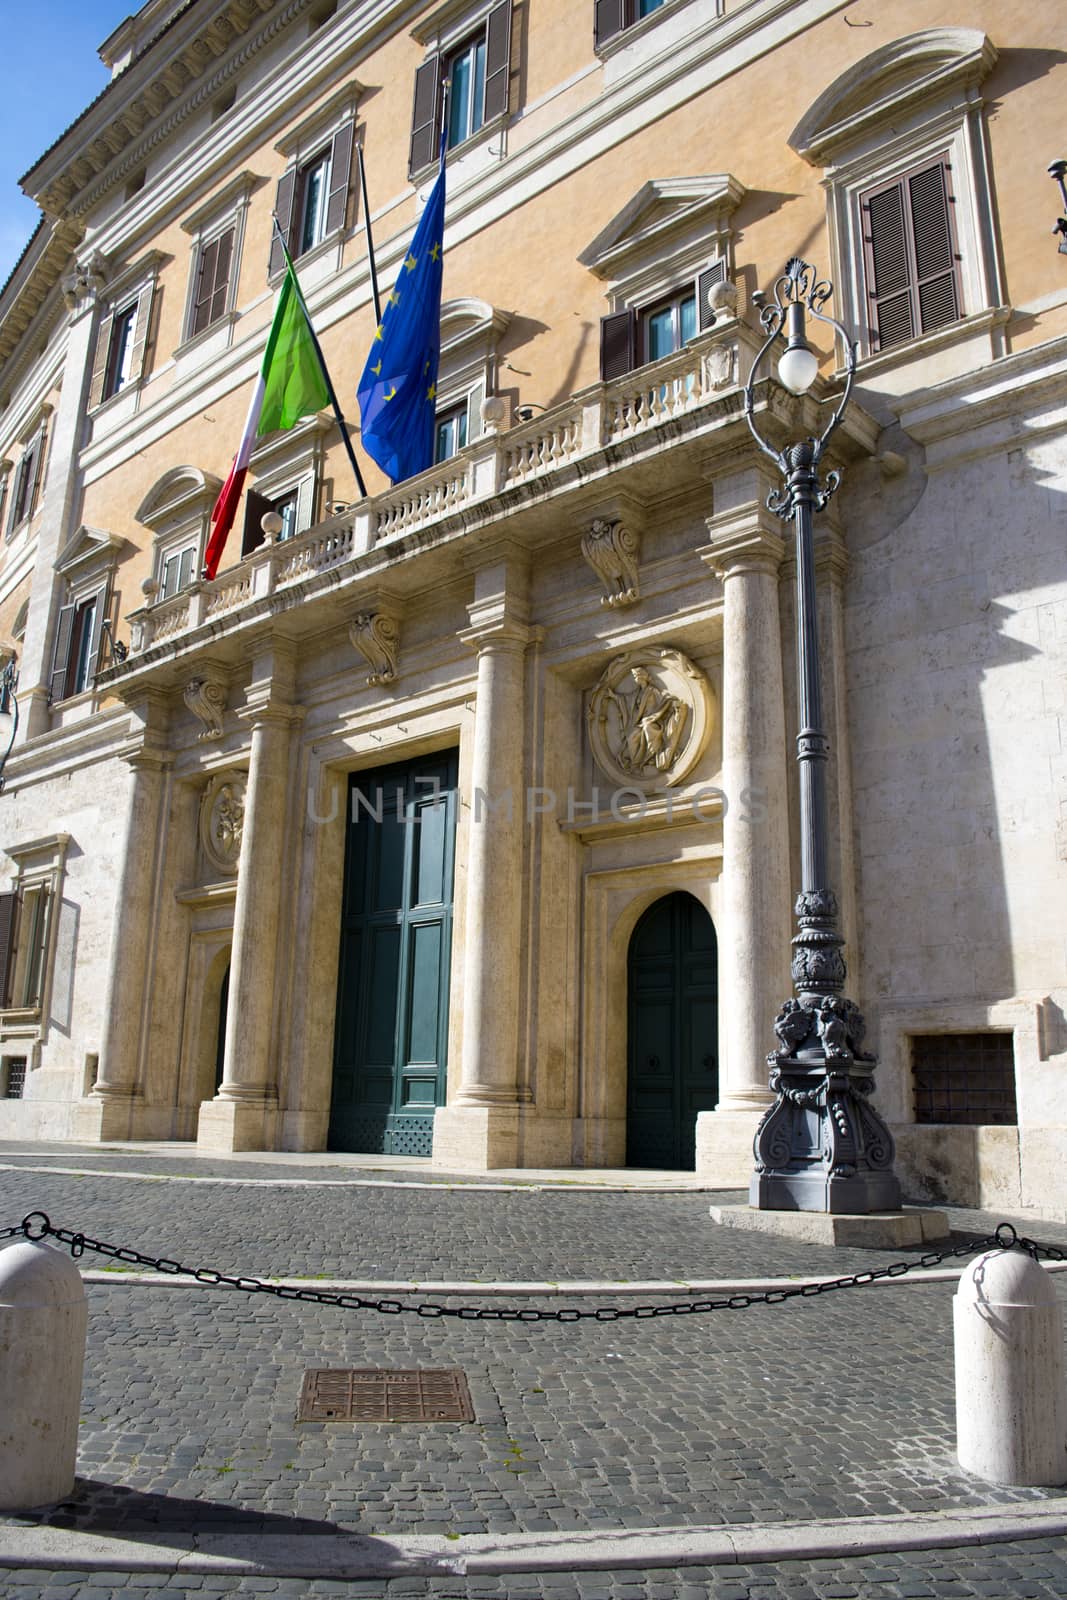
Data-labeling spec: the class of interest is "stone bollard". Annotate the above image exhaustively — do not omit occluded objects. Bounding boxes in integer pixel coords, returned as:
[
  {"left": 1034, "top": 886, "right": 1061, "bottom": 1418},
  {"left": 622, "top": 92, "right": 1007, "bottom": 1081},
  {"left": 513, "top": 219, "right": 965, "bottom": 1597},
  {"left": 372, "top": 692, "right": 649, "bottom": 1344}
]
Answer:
[
  {"left": 0, "top": 1239, "right": 87, "bottom": 1510},
  {"left": 954, "top": 1247, "right": 1067, "bottom": 1486}
]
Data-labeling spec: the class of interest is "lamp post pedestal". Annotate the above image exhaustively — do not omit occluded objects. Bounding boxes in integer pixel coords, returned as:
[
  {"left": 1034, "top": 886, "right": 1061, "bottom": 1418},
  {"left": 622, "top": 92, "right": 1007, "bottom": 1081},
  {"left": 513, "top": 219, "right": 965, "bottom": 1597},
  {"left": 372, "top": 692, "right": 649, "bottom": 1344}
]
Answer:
[{"left": 743, "top": 260, "right": 901, "bottom": 1216}]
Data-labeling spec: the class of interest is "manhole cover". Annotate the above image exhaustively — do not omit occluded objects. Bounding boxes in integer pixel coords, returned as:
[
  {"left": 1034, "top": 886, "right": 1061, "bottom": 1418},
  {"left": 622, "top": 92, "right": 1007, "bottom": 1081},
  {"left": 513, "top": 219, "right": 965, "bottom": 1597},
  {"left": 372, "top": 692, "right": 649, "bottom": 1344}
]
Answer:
[{"left": 296, "top": 1368, "right": 475, "bottom": 1423}]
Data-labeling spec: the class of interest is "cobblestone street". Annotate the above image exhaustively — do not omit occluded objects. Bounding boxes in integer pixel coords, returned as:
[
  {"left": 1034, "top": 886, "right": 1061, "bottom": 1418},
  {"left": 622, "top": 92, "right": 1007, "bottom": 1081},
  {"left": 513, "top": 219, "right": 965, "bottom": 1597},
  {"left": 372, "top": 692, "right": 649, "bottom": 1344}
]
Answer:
[{"left": 2, "top": 1146, "right": 1067, "bottom": 1598}]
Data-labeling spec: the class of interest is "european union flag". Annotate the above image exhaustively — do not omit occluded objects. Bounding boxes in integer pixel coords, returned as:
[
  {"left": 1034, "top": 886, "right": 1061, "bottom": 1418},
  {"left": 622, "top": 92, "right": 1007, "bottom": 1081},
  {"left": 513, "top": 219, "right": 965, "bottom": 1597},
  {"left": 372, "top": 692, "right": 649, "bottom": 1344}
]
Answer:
[{"left": 357, "top": 155, "right": 446, "bottom": 484}]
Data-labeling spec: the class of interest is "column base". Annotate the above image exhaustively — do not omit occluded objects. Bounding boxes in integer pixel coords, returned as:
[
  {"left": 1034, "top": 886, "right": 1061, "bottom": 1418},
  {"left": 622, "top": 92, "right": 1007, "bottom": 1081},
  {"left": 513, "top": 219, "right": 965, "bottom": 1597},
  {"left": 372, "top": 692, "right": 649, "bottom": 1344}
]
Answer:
[
  {"left": 694, "top": 1108, "right": 765, "bottom": 1187},
  {"left": 196, "top": 1096, "right": 279, "bottom": 1153},
  {"left": 70, "top": 1094, "right": 141, "bottom": 1143},
  {"left": 432, "top": 1104, "right": 520, "bottom": 1171}
]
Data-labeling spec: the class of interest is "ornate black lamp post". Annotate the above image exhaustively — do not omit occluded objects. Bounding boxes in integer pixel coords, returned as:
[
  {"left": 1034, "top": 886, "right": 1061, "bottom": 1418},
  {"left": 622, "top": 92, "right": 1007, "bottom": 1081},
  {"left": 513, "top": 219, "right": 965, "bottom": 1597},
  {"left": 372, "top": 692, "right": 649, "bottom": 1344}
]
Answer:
[{"left": 742, "top": 258, "right": 901, "bottom": 1214}]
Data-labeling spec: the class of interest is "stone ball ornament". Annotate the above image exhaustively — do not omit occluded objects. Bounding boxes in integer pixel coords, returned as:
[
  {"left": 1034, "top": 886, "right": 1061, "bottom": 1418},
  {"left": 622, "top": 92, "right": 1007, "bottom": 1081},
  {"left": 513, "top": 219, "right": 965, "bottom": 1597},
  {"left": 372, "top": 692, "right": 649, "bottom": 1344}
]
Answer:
[{"left": 587, "top": 645, "right": 714, "bottom": 793}]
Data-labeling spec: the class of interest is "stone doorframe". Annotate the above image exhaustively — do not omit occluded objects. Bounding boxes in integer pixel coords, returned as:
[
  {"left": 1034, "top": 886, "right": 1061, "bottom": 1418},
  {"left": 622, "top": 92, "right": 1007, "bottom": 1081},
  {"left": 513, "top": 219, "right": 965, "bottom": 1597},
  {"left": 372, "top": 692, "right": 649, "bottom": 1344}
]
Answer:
[
  {"left": 576, "top": 857, "right": 722, "bottom": 1167},
  {"left": 176, "top": 926, "right": 233, "bottom": 1141}
]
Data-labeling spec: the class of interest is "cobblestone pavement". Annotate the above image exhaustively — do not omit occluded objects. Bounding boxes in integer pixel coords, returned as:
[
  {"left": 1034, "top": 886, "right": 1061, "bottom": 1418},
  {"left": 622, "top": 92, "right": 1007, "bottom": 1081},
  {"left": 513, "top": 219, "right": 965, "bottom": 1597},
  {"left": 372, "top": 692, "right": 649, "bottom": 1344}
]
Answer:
[{"left": 2, "top": 1149, "right": 1067, "bottom": 1598}]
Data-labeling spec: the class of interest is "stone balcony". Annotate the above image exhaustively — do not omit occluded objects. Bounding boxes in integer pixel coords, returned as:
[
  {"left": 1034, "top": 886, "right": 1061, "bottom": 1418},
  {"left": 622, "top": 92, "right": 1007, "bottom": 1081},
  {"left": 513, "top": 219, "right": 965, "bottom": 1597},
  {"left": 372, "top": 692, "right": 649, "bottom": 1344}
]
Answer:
[{"left": 110, "top": 317, "right": 878, "bottom": 685}]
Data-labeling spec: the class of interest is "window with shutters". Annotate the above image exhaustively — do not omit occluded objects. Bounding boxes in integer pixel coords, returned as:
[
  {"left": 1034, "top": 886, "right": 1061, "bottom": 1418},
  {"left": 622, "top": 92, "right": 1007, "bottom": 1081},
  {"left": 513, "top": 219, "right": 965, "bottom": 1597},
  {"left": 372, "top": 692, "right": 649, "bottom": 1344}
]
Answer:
[
  {"left": 270, "top": 91, "right": 357, "bottom": 278},
  {"left": 595, "top": 0, "right": 674, "bottom": 49},
  {"left": 239, "top": 413, "right": 332, "bottom": 558},
  {"left": 179, "top": 172, "right": 259, "bottom": 361},
  {"left": 789, "top": 30, "right": 1002, "bottom": 371},
  {"left": 88, "top": 254, "right": 163, "bottom": 415},
  {"left": 48, "top": 525, "right": 124, "bottom": 707},
  {"left": 431, "top": 297, "right": 509, "bottom": 461},
  {"left": 860, "top": 158, "right": 961, "bottom": 354},
  {"left": 0, "top": 833, "right": 69, "bottom": 1027},
  {"left": 159, "top": 543, "right": 197, "bottom": 601},
  {"left": 408, "top": 0, "right": 512, "bottom": 177},
  {"left": 5, "top": 420, "right": 48, "bottom": 538},
  {"left": 188, "top": 227, "right": 235, "bottom": 339},
  {"left": 600, "top": 262, "right": 723, "bottom": 382}
]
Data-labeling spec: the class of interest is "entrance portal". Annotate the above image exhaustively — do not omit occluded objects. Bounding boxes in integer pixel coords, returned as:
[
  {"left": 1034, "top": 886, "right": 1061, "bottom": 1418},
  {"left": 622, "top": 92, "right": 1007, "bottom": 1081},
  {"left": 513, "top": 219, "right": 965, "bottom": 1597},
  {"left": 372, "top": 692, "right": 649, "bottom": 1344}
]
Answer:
[
  {"left": 329, "top": 752, "right": 457, "bottom": 1156},
  {"left": 626, "top": 891, "right": 719, "bottom": 1169}
]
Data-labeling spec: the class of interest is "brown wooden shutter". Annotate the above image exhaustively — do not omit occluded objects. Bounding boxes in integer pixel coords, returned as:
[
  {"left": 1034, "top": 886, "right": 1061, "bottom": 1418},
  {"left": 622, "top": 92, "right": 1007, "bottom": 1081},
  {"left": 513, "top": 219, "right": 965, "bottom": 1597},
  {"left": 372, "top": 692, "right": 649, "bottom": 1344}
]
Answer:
[
  {"left": 88, "top": 309, "right": 114, "bottom": 410},
  {"left": 7, "top": 458, "right": 27, "bottom": 535},
  {"left": 862, "top": 177, "right": 913, "bottom": 352},
  {"left": 241, "top": 488, "right": 271, "bottom": 556},
  {"left": 326, "top": 121, "right": 354, "bottom": 236},
  {"left": 270, "top": 167, "right": 297, "bottom": 277},
  {"left": 128, "top": 282, "right": 155, "bottom": 385},
  {"left": 483, "top": 0, "right": 513, "bottom": 124},
  {"left": 595, "top": 0, "right": 627, "bottom": 47},
  {"left": 909, "top": 159, "right": 959, "bottom": 334},
  {"left": 0, "top": 891, "right": 18, "bottom": 1008},
  {"left": 87, "top": 582, "right": 110, "bottom": 687},
  {"left": 696, "top": 260, "right": 726, "bottom": 332},
  {"left": 49, "top": 602, "right": 75, "bottom": 703},
  {"left": 209, "top": 228, "right": 234, "bottom": 325},
  {"left": 409, "top": 55, "right": 441, "bottom": 176},
  {"left": 23, "top": 431, "right": 44, "bottom": 522},
  {"left": 191, "top": 237, "right": 219, "bottom": 337},
  {"left": 600, "top": 309, "right": 636, "bottom": 381}
]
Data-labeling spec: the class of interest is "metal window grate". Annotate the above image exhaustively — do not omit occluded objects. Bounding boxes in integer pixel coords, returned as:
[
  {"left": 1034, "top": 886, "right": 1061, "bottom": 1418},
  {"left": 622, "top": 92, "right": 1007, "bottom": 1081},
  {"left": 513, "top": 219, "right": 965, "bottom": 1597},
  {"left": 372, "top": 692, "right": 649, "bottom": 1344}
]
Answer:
[
  {"left": 297, "top": 1368, "right": 474, "bottom": 1423},
  {"left": 4, "top": 1057, "right": 26, "bottom": 1099},
  {"left": 911, "top": 1032, "right": 1017, "bottom": 1126}
]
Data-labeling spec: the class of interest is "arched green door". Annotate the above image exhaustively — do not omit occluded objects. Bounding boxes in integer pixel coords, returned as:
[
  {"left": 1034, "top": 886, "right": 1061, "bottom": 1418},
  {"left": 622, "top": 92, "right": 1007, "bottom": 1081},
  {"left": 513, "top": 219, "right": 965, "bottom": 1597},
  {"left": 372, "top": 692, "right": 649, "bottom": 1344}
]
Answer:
[
  {"left": 329, "top": 752, "right": 457, "bottom": 1157},
  {"left": 626, "top": 892, "right": 719, "bottom": 1170}
]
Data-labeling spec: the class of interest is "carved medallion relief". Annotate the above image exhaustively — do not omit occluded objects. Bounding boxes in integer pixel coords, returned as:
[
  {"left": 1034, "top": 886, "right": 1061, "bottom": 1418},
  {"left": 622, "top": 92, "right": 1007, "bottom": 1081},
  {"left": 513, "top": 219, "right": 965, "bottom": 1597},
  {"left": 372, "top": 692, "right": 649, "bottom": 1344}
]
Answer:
[
  {"left": 199, "top": 773, "right": 247, "bottom": 877},
  {"left": 587, "top": 646, "right": 714, "bottom": 793}
]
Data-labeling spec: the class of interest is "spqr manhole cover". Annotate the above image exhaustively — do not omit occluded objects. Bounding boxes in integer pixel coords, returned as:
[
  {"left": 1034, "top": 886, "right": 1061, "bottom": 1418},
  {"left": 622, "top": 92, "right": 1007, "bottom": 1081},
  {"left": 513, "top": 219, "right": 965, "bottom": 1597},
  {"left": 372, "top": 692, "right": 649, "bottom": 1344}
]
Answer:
[{"left": 297, "top": 1368, "right": 475, "bottom": 1423}]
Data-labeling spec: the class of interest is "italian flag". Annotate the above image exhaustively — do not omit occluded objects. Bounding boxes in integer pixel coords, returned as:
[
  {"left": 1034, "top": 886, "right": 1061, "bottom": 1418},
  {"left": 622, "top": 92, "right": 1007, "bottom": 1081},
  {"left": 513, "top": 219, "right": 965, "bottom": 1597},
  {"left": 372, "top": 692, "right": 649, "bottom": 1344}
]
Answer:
[{"left": 202, "top": 255, "right": 330, "bottom": 580}]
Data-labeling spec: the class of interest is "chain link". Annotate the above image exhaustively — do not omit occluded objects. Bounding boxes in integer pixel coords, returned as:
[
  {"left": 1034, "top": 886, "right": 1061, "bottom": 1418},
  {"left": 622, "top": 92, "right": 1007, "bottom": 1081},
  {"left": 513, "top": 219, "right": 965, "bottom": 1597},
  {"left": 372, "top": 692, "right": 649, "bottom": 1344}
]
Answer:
[{"left": 6, "top": 1212, "right": 1065, "bottom": 1323}]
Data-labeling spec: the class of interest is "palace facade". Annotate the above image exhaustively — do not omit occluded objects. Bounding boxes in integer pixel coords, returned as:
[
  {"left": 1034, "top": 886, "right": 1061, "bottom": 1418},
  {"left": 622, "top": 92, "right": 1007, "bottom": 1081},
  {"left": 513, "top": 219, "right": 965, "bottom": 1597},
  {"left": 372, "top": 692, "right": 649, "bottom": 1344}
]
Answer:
[{"left": 0, "top": 0, "right": 1064, "bottom": 1208}]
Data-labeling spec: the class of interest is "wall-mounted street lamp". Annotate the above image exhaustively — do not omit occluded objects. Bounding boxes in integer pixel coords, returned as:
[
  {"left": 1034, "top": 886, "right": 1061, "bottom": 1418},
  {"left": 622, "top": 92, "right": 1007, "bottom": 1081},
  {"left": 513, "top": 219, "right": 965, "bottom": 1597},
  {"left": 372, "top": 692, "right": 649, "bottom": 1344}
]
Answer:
[
  {"left": 1049, "top": 161, "right": 1067, "bottom": 254},
  {"left": 742, "top": 257, "right": 901, "bottom": 1215}
]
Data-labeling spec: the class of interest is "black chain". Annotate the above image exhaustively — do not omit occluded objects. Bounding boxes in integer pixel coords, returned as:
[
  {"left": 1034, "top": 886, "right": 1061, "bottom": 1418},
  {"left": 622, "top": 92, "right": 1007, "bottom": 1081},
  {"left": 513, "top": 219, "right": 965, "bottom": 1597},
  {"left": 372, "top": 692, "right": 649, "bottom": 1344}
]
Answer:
[{"left": 6, "top": 1212, "right": 1065, "bottom": 1323}]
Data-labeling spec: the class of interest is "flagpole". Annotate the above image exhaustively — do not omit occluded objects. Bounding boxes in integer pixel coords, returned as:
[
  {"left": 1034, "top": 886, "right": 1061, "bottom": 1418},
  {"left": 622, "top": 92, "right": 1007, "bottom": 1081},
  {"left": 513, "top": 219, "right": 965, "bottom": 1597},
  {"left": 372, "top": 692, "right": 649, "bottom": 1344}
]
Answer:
[
  {"left": 357, "top": 142, "right": 382, "bottom": 328},
  {"left": 271, "top": 216, "right": 368, "bottom": 501}
]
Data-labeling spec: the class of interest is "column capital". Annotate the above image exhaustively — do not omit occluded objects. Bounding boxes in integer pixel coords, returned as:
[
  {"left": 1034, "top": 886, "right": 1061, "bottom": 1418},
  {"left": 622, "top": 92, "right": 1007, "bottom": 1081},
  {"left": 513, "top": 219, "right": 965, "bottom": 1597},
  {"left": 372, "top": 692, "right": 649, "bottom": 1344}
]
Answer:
[
  {"left": 698, "top": 526, "right": 787, "bottom": 582},
  {"left": 813, "top": 526, "right": 849, "bottom": 582},
  {"left": 458, "top": 614, "right": 539, "bottom": 655},
  {"left": 236, "top": 696, "right": 305, "bottom": 730}
]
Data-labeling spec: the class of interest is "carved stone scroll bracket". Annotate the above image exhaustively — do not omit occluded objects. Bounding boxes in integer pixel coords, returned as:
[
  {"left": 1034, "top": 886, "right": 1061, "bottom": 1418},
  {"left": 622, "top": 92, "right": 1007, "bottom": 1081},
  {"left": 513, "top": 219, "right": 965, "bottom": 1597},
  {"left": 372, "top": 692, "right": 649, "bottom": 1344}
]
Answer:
[
  {"left": 184, "top": 677, "right": 227, "bottom": 741},
  {"left": 350, "top": 609, "right": 401, "bottom": 688},
  {"left": 581, "top": 517, "right": 642, "bottom": 608},
  {"left": 61, "top": 250, "right": 110, "bottom": 311},
  {"left": 199, "top": 771, "right": 247, "bottom": 878}
]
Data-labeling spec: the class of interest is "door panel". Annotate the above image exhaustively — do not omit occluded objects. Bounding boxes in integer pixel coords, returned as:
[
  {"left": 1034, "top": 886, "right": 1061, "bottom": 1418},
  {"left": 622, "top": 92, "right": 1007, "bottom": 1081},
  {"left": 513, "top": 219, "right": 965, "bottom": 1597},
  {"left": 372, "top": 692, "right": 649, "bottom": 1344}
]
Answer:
[
  {"left": 329, "top": 753, "right": 457, "bottom": 1156},
  {"left": 626, "top": 892, "right": 718, "bottom": 1170}
]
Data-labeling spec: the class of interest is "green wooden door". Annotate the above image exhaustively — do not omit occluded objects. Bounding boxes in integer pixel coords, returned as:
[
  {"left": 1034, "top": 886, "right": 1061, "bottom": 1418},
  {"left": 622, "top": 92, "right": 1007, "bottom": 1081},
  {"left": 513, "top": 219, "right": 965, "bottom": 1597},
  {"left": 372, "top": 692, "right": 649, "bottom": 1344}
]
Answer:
[
  {"left": 329, "top": 752, "right": 457, "bottom": 1156},
  {"left": 626, "top": 892, "right": 719, "bottom": 1169}
]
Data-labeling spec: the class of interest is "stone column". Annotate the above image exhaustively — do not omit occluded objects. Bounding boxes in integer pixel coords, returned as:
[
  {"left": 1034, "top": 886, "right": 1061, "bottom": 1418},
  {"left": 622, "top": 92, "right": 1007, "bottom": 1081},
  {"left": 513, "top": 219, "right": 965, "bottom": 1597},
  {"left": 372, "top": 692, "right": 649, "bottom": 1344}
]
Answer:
[
  {"left": 197, "top": 648, "right": 301, "bottom": 1152},
  {"left": 73, "top": 693, "right": 171, "bottom": 1142},
  {"left": 432, "top": 555, "right": 531, "bottom": 1171},
  {"left": 694, "top": 469, "right": 793, "bottom": 1181}
]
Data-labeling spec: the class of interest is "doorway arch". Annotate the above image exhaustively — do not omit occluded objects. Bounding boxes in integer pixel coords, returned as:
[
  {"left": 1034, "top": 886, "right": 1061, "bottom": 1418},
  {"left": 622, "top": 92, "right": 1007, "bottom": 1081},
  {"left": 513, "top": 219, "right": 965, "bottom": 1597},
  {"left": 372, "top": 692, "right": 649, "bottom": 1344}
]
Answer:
[{"left": 626, "top": 891, "right": 719, "bottom": 1169}]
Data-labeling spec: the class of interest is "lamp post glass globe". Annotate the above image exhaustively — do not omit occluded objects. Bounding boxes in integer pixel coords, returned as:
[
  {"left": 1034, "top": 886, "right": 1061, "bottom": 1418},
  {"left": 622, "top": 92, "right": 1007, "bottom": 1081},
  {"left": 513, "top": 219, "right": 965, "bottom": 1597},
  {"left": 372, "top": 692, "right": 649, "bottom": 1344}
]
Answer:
[{"left": 777, "top": 342, "right": 819, "bottom": 395}]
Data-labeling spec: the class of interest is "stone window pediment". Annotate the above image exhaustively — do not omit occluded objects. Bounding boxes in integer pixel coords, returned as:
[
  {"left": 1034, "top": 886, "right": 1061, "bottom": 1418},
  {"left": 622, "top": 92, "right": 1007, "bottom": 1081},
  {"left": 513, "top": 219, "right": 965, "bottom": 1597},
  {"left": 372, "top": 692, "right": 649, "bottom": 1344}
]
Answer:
[
  {"left": 790, "top": 28, "right": 997, "bottom": 170},
  {"left": 579, "top": 175, "right": 744, "bottom": 295}
]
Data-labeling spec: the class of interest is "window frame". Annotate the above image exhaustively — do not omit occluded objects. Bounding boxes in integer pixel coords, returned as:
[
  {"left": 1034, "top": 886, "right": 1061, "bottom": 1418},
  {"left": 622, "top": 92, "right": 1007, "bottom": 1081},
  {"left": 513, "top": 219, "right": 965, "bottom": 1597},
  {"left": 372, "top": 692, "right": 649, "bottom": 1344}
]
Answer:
[
  {"left": 789, "top": 28, "right": 1002, "bottom": 371},
  {"left": 5, "top": 410, "right": 51, "bottom": 540},
  {"left": 434, "top": 401, "right": 470, "bottom": 464},
  {"left": 594, "top": 0, "right": 694, "bottom": 53},
  {"left": 239, "top": 413, "right": 333, "bottom": 558},
  {"left": 600, "top": 261, "right": 723, "bottom": 382},
  {"left": 179, "top": 171, "right": 260, "bottom": 356},
  {"left": 0, "top": 831, "right": 69, "bottom": 1032},
  {"left": 270, "top": 88, "right": 358, "bottom": 279},
  {"left": 87, "top": 254, "right": 163, "bottom": 415},
  {"left": 48, "top": 525, "right": 124, "bottom": 708},
  {"left": 408, "top": 0, "right": 512, "bottom": 177}
]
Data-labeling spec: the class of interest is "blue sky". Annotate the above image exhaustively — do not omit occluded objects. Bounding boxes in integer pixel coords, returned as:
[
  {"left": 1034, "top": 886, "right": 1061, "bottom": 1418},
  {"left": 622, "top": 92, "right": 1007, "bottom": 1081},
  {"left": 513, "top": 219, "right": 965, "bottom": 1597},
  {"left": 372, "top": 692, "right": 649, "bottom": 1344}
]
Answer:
[{"left": 0, "top": 3, "right": 134, "bottom": 285}]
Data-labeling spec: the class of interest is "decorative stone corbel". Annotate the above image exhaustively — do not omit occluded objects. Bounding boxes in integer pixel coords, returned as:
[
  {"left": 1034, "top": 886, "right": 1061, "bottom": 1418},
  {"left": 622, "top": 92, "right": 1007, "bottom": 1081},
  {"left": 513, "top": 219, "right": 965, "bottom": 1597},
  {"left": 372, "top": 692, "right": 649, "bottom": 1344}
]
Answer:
[
  {"left": 581, "top": 517, "right": 641, "bottom": 608},
  {"left": 184, "top": 677, "right": 227, "bottom": 741},
  {"left": 61, "top": 250, "right": 110, "bottom": 310},
  {"left": 350, "top": 608, "right": 401, "bottom": 687}
]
